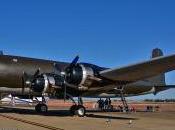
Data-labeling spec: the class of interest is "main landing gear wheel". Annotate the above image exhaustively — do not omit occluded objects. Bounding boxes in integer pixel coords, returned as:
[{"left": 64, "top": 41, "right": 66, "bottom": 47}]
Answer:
[
  {"left": 76, "top": 105, "right": 86, "bottom": 117},
  {"left": 35, "top": 104, "right": 48, "bottom": 113},
  {"left": 70, "top": 105, "right": 77, "bottom": 115},
  {"left": 70, "top": 105, "right": 86, "bottom": 117}
]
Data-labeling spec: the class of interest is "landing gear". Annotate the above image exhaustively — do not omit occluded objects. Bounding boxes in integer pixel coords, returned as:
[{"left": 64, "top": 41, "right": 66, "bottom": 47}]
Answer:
[
  {"left": 70, "top": 105, "right": 86, "bottom": 117},
  {"left": 10, "top": 95, "right": 16, "bottom": 107},
  {"left": 68, "top": 95, "right": 86, "bottom": 117},
  {"left": 35, "top": 96, "right": 48, "bottom": 113},
  {"left": 35, "top": 103, "right": 48, "bottom": 113},
  {"left": 75, "top": 105, "right": 86, "bottom": 117},
  {"left": 70, "top": 105, "right": 77, "bottom": 115}
]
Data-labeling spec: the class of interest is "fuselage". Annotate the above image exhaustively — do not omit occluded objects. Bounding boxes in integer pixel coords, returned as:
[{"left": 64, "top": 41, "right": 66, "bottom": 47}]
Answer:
[
  {"left": 0, "top": 55, "right": 67, "bottom": 88},
  {"left": 0, "top": 55, "right": 165, "bottom": 97}
]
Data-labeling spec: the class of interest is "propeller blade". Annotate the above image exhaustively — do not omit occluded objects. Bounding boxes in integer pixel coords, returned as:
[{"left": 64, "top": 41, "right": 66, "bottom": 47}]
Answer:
[
  {"left": 61, "top": 56, "right": 80, "bottom": 102},
  {"left": 69, "top": 55, "right": 79, "bottom": 68},
  {"left": 33, "top": 68, "right": 40, "bottom": 78},
  {"left": 22, "top": 72, "right": 32, "bottom": 86},
  {"left": 54, "top": 63, "right": 61, "bottom": 72}
]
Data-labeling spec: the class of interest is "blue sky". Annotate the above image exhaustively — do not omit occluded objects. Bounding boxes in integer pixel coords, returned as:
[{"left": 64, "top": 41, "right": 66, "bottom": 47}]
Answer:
[{"left": 0, "top": 0, "right": 175, "bottom": 99}]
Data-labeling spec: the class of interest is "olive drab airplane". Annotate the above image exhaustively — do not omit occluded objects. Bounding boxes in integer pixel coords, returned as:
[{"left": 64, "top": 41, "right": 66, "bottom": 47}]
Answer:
[{"left": 0, "top": 48, "right": 175, "bottom": 117}]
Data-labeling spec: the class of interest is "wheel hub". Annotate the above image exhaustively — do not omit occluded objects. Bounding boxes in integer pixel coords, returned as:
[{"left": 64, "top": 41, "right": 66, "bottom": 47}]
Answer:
[
  {"left": 77, "top": 107, "right": 85, "bottom": 116},
  {"left": 41, "top": 105, "right": 47, "bottom": 112}
]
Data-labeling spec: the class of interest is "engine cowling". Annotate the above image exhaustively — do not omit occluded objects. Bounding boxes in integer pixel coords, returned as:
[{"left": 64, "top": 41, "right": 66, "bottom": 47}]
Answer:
[
  {"left": 31, "top": 74, "right": 64, "bottom": 93},
  {"left": 65, "top": 64, "right": 95, "bottom": 89}
]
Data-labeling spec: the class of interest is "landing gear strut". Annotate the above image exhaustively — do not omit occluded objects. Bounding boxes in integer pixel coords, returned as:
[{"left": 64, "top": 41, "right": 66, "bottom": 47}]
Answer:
[
  {"left": 68, "top": 95, "right": 86, "bottom": 117},
  {"left": 35, "top": 96, "right": 48, "bottom": 113}
]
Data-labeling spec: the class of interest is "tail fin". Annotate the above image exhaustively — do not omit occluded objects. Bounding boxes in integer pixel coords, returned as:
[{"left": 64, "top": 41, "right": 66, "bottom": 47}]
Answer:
[
  {"left": 0, "top": 51, "right": 3, "bottom": 55},
  {"left": 151, "top": 48, "right": 163, "bottom": 58},
  {"left": 147, "top": 48, "right": 166, "bottom": 85}
]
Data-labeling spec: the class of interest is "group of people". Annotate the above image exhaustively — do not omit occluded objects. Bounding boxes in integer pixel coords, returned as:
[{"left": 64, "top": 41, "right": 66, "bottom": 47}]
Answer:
[
  {"left": 97, "top": 98, "right": 112, "bottom": 111},
  {"left": 96, "top": 98, "right": 137, "bottom": 112}
]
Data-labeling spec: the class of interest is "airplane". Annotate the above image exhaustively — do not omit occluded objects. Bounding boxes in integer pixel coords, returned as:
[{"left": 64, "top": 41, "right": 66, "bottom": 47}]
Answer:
[{"left": 0, "top": 48, "right": 175, "bottom": 117}]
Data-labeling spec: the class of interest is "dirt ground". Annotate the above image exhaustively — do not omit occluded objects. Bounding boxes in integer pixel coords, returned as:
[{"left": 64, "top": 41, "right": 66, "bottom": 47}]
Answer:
[
  {"left": 0, "top": 106, "right": 175, "bottom": 130},
  {"left": 47, "top": 100, "right": 175, "bottom": 112}
]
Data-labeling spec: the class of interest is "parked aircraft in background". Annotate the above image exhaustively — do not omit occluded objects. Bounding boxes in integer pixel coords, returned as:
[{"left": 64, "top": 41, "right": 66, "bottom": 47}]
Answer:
[{"left": 0, "top": 48, "right": 174, "bottom": 117}]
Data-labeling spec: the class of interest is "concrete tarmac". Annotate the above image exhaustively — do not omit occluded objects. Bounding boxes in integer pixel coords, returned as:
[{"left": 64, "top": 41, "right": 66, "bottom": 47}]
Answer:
[{"left": 0, "top": 107, "right": 175, "bottom": 130}]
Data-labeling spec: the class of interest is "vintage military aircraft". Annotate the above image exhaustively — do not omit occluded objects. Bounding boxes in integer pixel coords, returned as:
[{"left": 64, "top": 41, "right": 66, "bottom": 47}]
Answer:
[{"left": 0, "top": 48, "right": 174, "bottom": 117}]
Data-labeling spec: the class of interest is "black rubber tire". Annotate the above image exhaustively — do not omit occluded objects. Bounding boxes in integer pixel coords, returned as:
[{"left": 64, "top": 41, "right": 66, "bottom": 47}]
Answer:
[
  {"left": 75, "top": 105, "right": 86, "bottom": 117},
  {"left": 35, "top": 104, "right": 41, "bottom": 113},
  {"left": 40, "top": 104, "right": 48, "bottom": 113},
  {"left": 35, "top": 104, "right": 48, "bottom": 113},
  {"left": 70, "top": 105, "right": 77, "bottom": 115}
]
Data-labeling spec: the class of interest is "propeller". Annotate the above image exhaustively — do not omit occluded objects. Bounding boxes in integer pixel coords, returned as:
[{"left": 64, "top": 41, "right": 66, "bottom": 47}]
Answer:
[
  {"left": 33, "top": 68, "right": 40, "bottom": 79},
  {"left": 22, "top": 68, "right": 41, "bottom": 87},
  {"left": 69, "top": 55, "right": 79, "bottom": 68},
  {"left": 53, "top": 56, "right": 80, "bottom": 101},
  {"left": 59, "top": 56, "right": 79, "bottom": 101}
]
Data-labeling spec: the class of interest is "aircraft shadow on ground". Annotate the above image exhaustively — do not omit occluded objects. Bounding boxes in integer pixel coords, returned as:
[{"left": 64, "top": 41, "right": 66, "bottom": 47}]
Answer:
[{"left": 0, "top": 106, "right": 138, "bottom": 120}]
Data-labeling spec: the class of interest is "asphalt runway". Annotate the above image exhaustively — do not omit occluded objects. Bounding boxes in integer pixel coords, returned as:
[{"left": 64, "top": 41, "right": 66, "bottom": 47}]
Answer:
[{"left": 0, "top": 107, "right": 175, "bottom": 130}]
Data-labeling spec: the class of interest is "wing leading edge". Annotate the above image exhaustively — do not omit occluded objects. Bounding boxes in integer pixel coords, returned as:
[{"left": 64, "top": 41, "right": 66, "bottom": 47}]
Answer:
[{"left": 100, "top": 54, "right": 175, "bottom": 82}]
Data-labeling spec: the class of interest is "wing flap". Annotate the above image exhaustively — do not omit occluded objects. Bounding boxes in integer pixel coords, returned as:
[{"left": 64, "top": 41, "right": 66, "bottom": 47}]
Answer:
[{"left": 100, "top": 54, "right": 175, "bottom": 81}]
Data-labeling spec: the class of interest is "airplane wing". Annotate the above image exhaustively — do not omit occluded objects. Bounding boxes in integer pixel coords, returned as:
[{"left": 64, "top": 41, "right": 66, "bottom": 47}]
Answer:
[
  {"left": 155, "top": 85, "right": 175, "bottom": 89},
  {"left": 100, "top": 54, "right": 175, "bottom": 82},
  {"left": 154, "top": 85, "right": 175, "bottom": 94}
]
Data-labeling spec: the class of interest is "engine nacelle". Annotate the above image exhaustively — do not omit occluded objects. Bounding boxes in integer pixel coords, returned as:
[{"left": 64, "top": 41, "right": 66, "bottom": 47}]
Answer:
[
  {"left": 31, "top": 74, "right": 64, "bottom": 93},
  {"left": 65, "top": 64, "right": 95, "bottom": 90}
]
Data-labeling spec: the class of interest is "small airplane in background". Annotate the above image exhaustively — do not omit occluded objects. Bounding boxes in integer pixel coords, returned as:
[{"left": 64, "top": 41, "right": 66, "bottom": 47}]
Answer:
[{"left": 0, "top": 48, "right": 174, "bottom": 117}]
